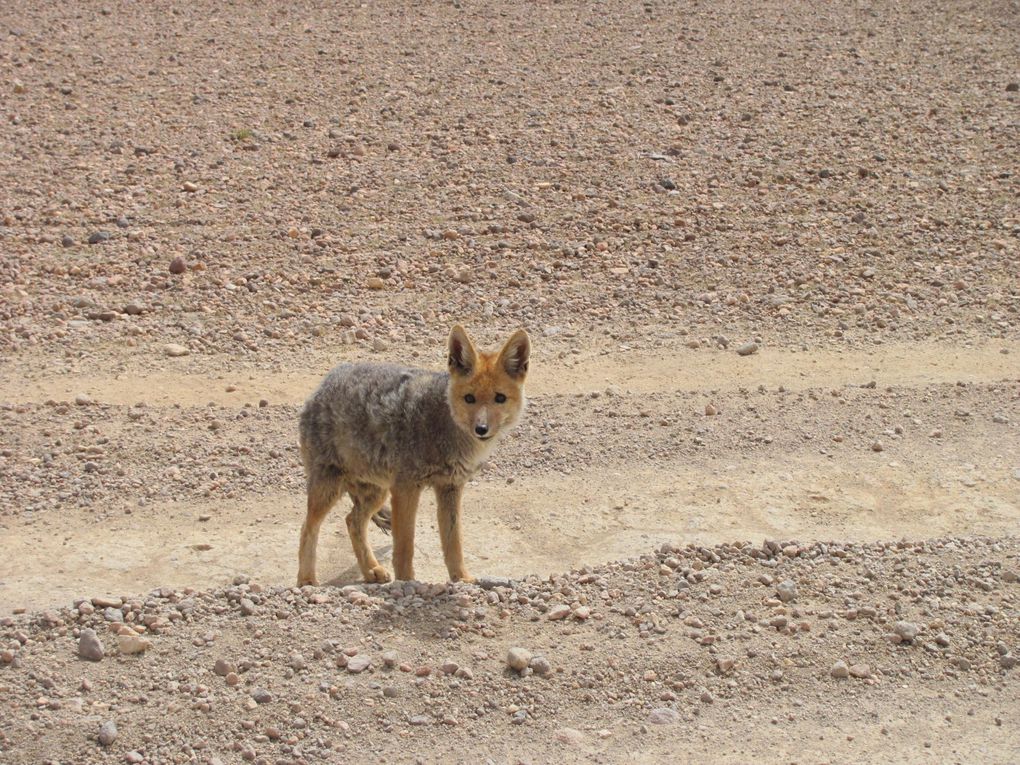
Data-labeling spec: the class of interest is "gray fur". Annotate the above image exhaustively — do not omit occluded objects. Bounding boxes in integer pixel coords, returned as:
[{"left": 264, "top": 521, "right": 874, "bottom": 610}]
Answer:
[{"left": 299, "top": 363, "right": 494, "bottom": 488}]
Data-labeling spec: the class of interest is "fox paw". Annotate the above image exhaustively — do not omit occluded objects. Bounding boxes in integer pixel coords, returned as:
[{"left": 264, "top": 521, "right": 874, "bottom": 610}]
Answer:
[
  {"left": 365, "top": 565, "right": 391, "bottom": 583},
  {"left": 451, "top": 572, "right": 476, "bottom": 584},
  {"left": 297, "top": 572, "right": 318, "bottom": 587}
]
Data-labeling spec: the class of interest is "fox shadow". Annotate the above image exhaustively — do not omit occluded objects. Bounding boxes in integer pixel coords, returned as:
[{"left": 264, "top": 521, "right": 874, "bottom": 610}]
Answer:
[{"left": 323, "top": 557, "right": 500, "bottom": 640}]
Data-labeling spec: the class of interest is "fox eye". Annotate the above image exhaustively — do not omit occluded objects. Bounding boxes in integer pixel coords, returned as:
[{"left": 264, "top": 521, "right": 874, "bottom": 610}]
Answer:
[
  {"left": 494, "top": 393, "right": 507, "bottom": 404},
  {"left": 464, "top": 394, "right": 476, "bottom": 404}
]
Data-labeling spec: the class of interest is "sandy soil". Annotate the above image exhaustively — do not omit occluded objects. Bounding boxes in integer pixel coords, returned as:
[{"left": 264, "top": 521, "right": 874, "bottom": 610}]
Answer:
[{"left": 1, "top": 0, "right": 1018, "bottom": 763}]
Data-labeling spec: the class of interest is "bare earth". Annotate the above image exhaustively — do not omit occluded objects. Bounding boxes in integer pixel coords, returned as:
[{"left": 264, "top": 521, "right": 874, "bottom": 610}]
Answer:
[{"left": 1, "top": 1, "right": 1018, "bottom": 763}]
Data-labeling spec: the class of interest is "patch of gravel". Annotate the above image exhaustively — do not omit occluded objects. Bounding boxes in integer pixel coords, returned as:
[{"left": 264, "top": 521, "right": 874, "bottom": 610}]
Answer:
[
  {"left": 0, "top": 0, "right": 1016, "bottom": 371},
  {"left": 1, "top": 536, "right": 1017, "bottom": 761}
]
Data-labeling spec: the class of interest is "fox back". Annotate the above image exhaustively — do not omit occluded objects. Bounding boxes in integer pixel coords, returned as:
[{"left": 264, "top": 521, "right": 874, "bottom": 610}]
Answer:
[{"left": 299, "top": 326, "right": 530, "bottom": 488}]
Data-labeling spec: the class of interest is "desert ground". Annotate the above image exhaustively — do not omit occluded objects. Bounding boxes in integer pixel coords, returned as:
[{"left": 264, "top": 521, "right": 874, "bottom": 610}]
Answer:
[{"left": 1, "top": 0, "right": 1018, "bottom": 763}]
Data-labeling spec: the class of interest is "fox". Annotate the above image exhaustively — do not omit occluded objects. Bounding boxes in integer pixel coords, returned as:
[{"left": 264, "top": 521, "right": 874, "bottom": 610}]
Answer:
[{"left": 296, "top": 325, "right": 531, "bottom": 586}]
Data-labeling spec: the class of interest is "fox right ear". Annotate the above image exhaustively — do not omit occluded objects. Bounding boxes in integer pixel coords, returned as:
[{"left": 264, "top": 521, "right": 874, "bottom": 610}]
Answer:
[{"left": 447, "top": 325, "right": 477, "bottom": 376}]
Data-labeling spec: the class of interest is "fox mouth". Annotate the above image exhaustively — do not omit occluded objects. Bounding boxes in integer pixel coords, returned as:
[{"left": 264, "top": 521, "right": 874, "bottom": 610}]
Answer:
[{"left": 475, "top": 433, "right": 493, "bottom": 441}]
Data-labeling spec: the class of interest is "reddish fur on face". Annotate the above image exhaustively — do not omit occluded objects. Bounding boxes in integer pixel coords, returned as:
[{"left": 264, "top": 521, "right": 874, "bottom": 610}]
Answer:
[{"left": 447, "top": 326, "right": 530, "bottom": 441}]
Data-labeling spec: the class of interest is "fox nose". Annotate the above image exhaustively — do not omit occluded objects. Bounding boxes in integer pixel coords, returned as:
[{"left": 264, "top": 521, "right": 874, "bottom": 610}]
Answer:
[{"left": 474, "top": 425, "right": 489, "bottom": 437}]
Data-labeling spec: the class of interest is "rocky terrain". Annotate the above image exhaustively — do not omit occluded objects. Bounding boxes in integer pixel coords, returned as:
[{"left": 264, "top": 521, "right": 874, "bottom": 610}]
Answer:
[
  {"left": 1, "top": 0, "right": 1018, "bottom": 762},
  {"left": 1, "top": 536, "right": 1019, "bottom": 764}
]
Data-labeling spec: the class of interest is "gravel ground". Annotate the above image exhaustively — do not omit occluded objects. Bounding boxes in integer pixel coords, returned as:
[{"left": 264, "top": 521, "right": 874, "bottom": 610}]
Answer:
[
  {"left": 1, "top": 0, "right": 1017, "bottom": 366},
  {"left": 2, "top": 537, "right": 1018, "bottom": 763},
  {"left": 1, "top": 0, "right": 1018, "bottom": 762}
]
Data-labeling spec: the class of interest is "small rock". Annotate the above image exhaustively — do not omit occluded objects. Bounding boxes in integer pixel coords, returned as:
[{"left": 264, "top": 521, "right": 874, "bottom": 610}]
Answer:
[
  {"left": 98, "top": 720, "right": 118, "bottom": 746},
  {"left": 547, "top": 604, "right": 571, "bottom": 621},
  {"left": 78, "top": 629, "right": 104, "bottom": 662},
  {"left": 366, "top": 277, "right": 386, "bottom": 290},
  {"left": 716, "top": 656, "right": 736, "bottom": 674},
  {"left": 506, "top": 647, "right": 532, "bottom": 672},
  {"left": 346, "top": 654, "right": 371, "bottom": 674},
  {"left": 182, "top": 181, "right": 199, "bottom": 192},
  {"left": 163, "top": 343, "right": 190, "bottom": 358},
  {"left": 648, "top": 708, "right": 679, "bottom": 725},
  {"left": 849, "top": 663, "right": 871, "bottom": 679},
  {"left": 477, "top": 576, "right": 513, "bottom": 590},
  {"left": 168, "top": 256, "right": 187, "bottom": 274},
  {"left": 117, "top": 634, "right": 151, "bottom": 655},
  {"left": 251, "top": 688, "right": 273, "bottom": 704},
  {"left": 372, "top": 337, "right": 389, "bottom": 352},
  {"left": 704, "top": 403, "right": 718, "bottom": 416},
  {"left": 440, "top": 660, "right": 459, "bottom": 675},
  {"left": 214, "top": 658, "right": 235, "bottom": 676},
  {"left": 529, "top": 655, "right": 553, "bottom": 677},
  {"left": 776, "top": 580, "right": 797, "bottom": 603},
  {"left": 830, "top": 660, "right": 850, "bottom": 679},
  {"left": 893, "top": 621, "right": 919, "bottom": 643},
  {"left": 381, "top": 651, "right": 398, "bottom": 668},
  {"left": 87, "top": 231, "right": 112, "bottom": 245},
  {"left": 238, "top": 598, "right": 256, "bottom": 615},
  {"left": 871, "top": 441, "right": 884, "bottom": 452},
  {"left": 122, "top": 301, "right": 145, "bottom": 316},
  {"left": 75, "top": 393, "right": 93, "bottom": 406},
  {"left": 61, "top": 235, "right": 76, "bottom": 248},
  {"left": 735, "top": 341, "right": 759, "bottom": 356}
]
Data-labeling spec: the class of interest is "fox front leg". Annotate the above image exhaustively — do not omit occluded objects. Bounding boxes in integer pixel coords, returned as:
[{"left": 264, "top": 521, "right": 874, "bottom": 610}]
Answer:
[
  {"left": 390, "top": 484, "right": 422, "bottom": 581},
  {"left": 434, "top": 484, "right": 474, "bottom": 583}
]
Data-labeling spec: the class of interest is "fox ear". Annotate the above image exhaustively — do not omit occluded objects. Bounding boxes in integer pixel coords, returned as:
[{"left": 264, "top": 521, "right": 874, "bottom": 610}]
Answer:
[
  {"left": 448, "top": 325, "right": 478, "bottom": 376},
  {"left": 498, "top": 329, "right": 531, "bottom": 380}
]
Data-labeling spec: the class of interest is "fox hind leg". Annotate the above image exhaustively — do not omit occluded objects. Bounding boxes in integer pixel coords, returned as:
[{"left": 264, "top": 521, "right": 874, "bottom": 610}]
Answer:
[
  {"left": 297, "top": 467, "right": 343, "bottom": 586},
  {"left": 345, "top": 482, "right": 391, "bottom": 583}
]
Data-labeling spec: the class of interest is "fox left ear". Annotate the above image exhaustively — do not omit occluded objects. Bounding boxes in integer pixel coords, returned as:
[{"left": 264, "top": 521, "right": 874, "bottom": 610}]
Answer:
[{"left": 498, "top": 329, "right": 531, "bottom": 380}]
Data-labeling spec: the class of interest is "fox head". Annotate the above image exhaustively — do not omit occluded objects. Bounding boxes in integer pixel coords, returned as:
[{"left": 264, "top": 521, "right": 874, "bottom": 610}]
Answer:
[{"left": 446, "top": 325, "right": 530, "bottom": 443}]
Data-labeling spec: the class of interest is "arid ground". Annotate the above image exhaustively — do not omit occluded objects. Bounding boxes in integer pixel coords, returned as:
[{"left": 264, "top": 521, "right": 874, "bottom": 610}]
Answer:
[{"left": 1, "top": 1, "right": 1018, "bottom": 763}]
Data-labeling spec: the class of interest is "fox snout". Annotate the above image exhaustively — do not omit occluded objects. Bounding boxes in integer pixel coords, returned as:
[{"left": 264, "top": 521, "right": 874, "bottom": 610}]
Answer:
[{"left": 473, "top": 409, "right": 490, "bottom": 438}]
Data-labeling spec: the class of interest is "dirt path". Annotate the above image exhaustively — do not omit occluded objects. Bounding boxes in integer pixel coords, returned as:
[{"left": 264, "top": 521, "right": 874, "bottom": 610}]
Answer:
[
  {"left": 3, "top": 340, "right": 1017, "bottom": 407},
  {"left": 3, "top": 340, "right": 1017, "bottom": 611}
]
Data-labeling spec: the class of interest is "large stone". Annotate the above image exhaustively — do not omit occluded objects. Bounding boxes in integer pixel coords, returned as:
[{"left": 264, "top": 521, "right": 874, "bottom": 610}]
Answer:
[
  {"left": 506, "top": 647, "right": 532, "bottom": 672},
  {"left": 78, "top": 629, "right": 104, "bottom": 661}
]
